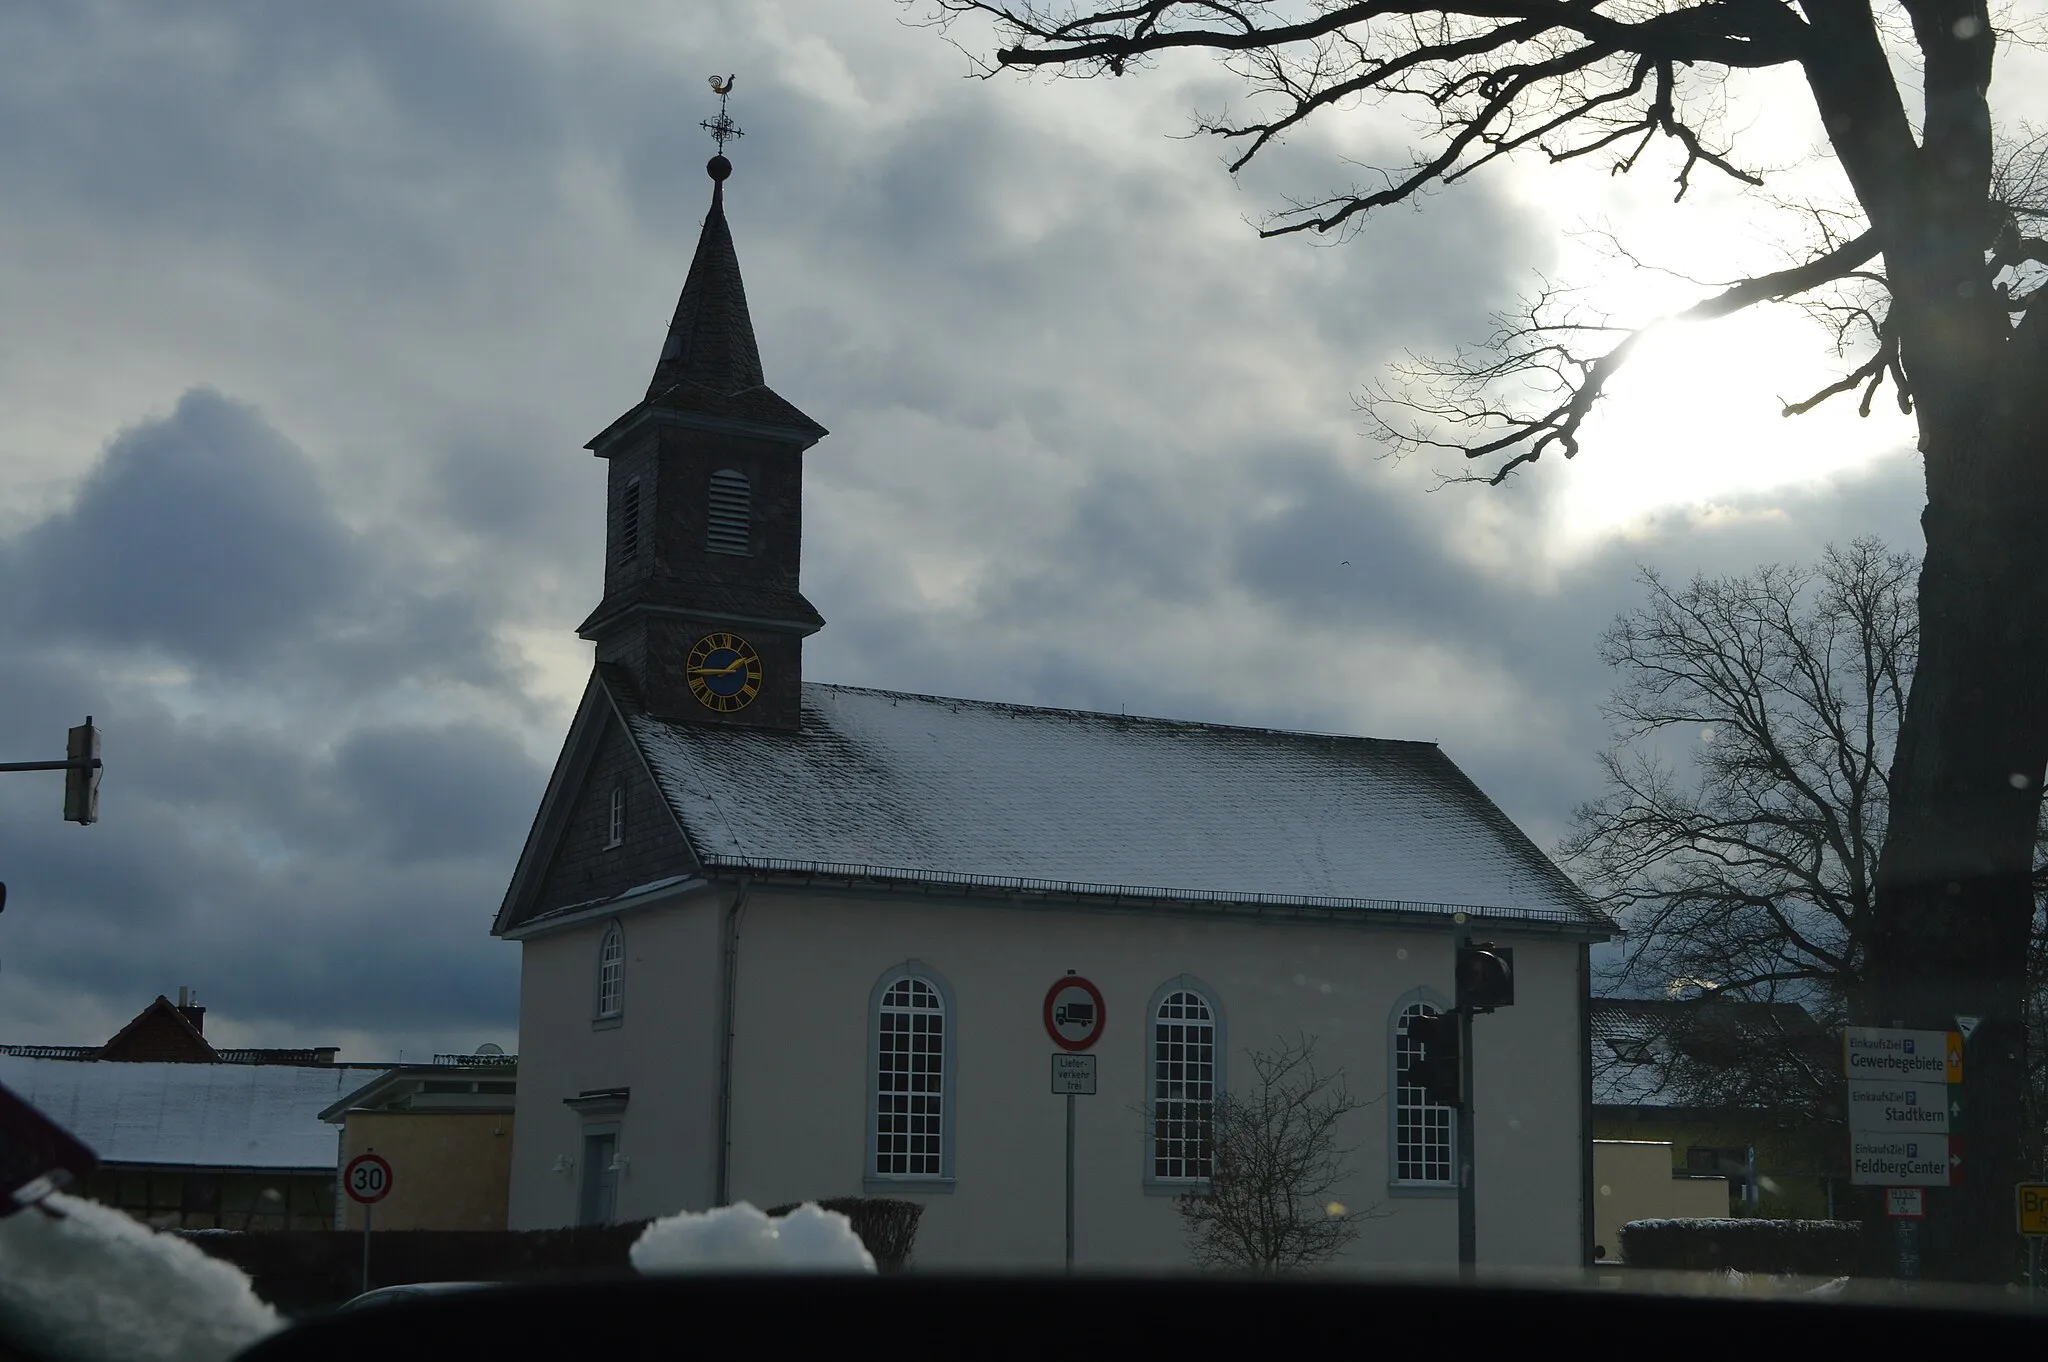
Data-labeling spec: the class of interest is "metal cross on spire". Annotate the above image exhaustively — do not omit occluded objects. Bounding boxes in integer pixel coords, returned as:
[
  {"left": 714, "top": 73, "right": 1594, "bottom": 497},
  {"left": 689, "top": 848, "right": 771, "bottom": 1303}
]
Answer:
[{"left": 701, "top": 74, "right": 743, "bottom": 154}]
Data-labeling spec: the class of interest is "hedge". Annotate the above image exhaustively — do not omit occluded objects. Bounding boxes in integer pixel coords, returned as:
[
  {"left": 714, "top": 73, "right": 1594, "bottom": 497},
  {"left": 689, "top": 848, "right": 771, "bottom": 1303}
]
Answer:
[
  {"left": 174, "top": 1196, "right": 925, "bottom": 1313},
  {"left": 1617, "top": 1218, "right": 1865, "bottom": 1275},
  {"left": 764, "top": 1197, "right": 923, "bottom": 1271}
]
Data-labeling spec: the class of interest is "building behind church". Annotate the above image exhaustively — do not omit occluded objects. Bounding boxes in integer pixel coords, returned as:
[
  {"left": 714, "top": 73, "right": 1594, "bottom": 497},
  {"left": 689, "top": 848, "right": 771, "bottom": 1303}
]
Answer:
[{"left": 494, "top": 146, "right": 1613, "bottom": 1269}]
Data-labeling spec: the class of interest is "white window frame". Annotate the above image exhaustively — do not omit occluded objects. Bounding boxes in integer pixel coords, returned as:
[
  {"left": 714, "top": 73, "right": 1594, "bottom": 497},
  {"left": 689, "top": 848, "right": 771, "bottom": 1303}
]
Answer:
[
  {"left": 606, "top": 784, "right": 625, "bottom": 849},
  {"left": 864, "top": 962, "right": 956, "bottom": 1192},
  {"left": 1144, "top": 976, "right": 1224, "bottom": 1191},
  {"left": 593, "top": 921, "right": 625, "bottom": 1027},
  {"left": 1388, "top": 990, "right": 1457, "bottom": 1194}
]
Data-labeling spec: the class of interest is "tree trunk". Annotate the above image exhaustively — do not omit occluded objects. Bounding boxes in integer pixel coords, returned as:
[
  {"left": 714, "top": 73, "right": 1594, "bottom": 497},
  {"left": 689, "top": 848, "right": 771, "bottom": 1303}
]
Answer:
[{"left": 1869, "top": 299, "right": 2048, "bottom": 1282}]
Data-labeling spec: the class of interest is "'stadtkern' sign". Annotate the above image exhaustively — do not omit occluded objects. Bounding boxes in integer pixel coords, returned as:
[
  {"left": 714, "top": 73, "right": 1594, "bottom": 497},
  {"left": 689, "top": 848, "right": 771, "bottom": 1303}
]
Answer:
[{"left": 1846, "top": 1079, "right": 1961, "bottom": 1134}]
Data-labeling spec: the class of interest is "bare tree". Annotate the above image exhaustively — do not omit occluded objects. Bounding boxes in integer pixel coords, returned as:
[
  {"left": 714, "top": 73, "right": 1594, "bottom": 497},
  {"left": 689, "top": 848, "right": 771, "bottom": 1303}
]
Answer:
[
  {"left": 1570, "top": 542, "right": 1913, "bottom": 1008},
  {"left": 1567, "top": 539, "right": 1913, "bottom": 1118},
  {"left": 1174, "top": 1035, "right": 1378, "bottom": 1272},
  {"left": 1568, "top": 540, "right": 2048, "bottom": 1180},
  {"left": 919, "top": 0, "right": 2048, "bottom": 1281}
]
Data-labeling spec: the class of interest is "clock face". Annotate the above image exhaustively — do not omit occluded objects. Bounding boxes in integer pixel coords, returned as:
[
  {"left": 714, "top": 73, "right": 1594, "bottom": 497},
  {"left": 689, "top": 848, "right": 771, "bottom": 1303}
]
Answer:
[{"left": 685, "top": 631, "right": 764, "bottom": 712}]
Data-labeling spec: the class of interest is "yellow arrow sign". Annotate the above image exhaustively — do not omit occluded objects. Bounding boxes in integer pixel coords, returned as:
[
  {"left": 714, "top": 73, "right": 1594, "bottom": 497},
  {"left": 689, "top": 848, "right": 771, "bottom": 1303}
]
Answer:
[{"left": 1946, "top": 1032, "right": 1963, "bottom": 1084}]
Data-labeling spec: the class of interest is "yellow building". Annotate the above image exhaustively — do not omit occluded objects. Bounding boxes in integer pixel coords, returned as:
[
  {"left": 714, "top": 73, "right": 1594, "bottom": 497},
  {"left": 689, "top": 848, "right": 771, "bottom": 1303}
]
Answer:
[
  {"left": 321, "top": 1053, "right": 517, "bottom": 1231},
  {"left": 1591, "top": 998, "right": 1843, "bottom": 1222},
  {"left": 1590, "top": 1140, "right": 1730, "bottom": 1262}
]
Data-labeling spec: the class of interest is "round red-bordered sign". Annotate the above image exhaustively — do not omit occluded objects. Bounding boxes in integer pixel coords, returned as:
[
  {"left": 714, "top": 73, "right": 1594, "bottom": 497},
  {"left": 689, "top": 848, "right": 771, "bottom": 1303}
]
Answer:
[
  {"left": 344, "top": 1152, "right": 394, "bottom": 1205},
  {"left": 1044, "top": 976, "right": 1107, "bottom": 1052}
]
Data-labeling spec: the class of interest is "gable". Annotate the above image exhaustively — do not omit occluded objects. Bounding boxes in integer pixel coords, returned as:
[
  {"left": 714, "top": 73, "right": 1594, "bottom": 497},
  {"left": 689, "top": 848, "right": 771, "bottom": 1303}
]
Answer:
[
  {"left": 99, "top": 997, "right": 216, "bottom": 1063},
  {"left": 495, "top": 671, "right": 697, "bottom": 935}
]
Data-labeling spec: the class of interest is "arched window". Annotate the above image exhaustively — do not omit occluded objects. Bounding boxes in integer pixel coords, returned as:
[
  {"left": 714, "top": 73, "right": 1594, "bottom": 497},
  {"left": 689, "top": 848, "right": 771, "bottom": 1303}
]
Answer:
[
  {"left": 1146, "top": 977, "right": 1224, "bottom": 1187},
  {"left": 595, "top": 923, "right": 625, "bottom": 1022},
  {"left": 866, "top": 964, "right": 955, "bottom": 1188},
  {"left": 606, "top": 784, "right": 625, "bottom": 849},
  {"left": 707, "top": 469, "right": 750, "bottom": 556},
  {"left": 1392, "top": 997, "right": 1455, "bottom": 1187}
]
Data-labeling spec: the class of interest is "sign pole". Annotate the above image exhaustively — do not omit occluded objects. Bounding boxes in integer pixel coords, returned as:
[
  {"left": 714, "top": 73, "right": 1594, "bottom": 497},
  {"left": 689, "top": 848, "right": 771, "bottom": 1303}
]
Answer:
[
  {"left": 343, "top": 1149, "right": 393, "bottom": 1297},
  {"left": 2028, "top": 1236, "right": 2037, "bottom": 1305},
  {"left": 1044, "top": 974, "right": 1105, "bottom": 1274},
  {"left": 1456, "top": 997, "right": 1476, "bottom": 1272},
  {"left": 1065, "top": 1092, "right": 1076, "bottom": 1271}
]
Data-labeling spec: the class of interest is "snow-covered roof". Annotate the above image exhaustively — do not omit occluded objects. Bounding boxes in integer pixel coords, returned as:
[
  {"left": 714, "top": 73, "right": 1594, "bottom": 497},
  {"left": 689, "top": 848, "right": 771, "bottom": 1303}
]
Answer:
[
  {"left": 1591, "top": 999, "right": 1832, "bottom": 1109},
  {"left": 622, "top": 683, "right": 1605, "bottom": 931},
  {"left": 0, "top": 1057, "right": 375, "bottom": 1171}
]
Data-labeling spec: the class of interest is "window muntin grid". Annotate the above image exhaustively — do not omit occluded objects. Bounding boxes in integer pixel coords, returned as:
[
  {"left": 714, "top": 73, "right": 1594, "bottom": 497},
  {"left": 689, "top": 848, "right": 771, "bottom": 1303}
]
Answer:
[
  {"left": 874, "top": 976, "right": 945, "bottom": 1177},
  {"left": 606, "top": 785, "right": 625, "bottom": 848},
  {"left": 1395, "top": 1002, "right": 1454, "bottom": 1183},
  {"left": 1152, "top": 989, "right": 1215, "bottom": 1180},
  {"left": 597, "top": 927, "right": 624, "bottom": 1019}
]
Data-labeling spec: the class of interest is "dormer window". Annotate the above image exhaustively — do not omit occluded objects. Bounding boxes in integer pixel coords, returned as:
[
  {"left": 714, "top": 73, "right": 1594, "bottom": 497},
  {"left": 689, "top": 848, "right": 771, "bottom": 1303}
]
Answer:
[
  {"left": 707, "top": 470, "right": 750, "bottom": 556},
  {"left": 618, "top": 479, "right": 642, "bottom": 562}
]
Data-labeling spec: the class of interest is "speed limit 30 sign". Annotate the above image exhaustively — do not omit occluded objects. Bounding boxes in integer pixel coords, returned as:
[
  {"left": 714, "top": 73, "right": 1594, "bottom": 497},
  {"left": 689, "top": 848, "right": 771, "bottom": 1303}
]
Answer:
[{"left": 344, "top": 1152, "right": 393, "bottom": 1205}]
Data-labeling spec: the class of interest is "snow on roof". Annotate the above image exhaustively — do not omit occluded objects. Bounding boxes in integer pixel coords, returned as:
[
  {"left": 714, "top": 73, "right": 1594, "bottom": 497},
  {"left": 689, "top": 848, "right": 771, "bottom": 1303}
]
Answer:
[
  {"left": 1589, "top": 998, "right": 1832, "bottom": 1108},
  {"left": 0, "top": 1056, "right": 366, "bottom": 1171},
  {"left": 626, "top": 683, "right": 1605, "bottom": 929}
]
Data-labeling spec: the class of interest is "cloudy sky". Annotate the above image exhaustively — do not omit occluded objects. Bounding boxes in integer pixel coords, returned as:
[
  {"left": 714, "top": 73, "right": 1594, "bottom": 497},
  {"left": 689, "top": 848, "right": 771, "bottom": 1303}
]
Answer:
[{"left": 1, "top": 1, "right": 2037, "bottom": 1060}]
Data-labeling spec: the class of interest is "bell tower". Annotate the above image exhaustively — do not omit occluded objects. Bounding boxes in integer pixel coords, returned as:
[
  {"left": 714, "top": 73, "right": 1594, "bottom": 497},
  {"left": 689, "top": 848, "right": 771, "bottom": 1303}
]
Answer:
[{"left": 577, "top": 83, "right": 825, "bottom": 732}]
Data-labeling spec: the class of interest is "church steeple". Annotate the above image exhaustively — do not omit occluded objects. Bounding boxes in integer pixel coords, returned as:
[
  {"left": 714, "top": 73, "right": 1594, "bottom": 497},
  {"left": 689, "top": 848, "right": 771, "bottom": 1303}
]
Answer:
[
  {"left": 577, "top": 87, "right": 826, "bottom": 734},
  {"left": 646, "top": 171, "right": 763, "bottom": 401}
]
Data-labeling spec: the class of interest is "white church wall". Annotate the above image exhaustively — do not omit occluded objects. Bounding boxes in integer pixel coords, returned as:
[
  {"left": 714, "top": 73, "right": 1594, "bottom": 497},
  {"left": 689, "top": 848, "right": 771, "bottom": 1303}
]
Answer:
[
  {"left": 507, "top": 891, "right": 724, "bottom": 1230},
  {"left": 721, "top": 887, "right": 1587, "bottom": 1271}
]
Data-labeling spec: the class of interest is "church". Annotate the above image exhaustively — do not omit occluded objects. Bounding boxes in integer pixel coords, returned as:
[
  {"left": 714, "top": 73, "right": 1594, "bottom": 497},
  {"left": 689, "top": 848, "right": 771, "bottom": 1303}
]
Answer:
[{"left": 493, "top": 140, "right": 1612, "bottom": 1270}]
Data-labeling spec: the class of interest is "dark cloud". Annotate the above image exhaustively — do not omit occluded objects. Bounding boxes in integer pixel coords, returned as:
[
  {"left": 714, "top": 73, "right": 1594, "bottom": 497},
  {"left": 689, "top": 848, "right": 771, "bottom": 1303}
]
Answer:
[
  {"left": 0, "top": 389, "right": 538, "bottom": 1048},
  {"left": 13, "top": 390, "right": 358, "bottom": 669},
  {"left": 332, "top": 722, "right": 543, "bottom": 865}
]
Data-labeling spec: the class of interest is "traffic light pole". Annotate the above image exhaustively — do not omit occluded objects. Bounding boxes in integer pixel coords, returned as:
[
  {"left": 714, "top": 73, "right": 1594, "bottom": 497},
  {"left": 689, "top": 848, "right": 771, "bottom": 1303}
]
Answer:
[{"left": 1457, "top": 998, "right": 1476, "bottom": 1273}]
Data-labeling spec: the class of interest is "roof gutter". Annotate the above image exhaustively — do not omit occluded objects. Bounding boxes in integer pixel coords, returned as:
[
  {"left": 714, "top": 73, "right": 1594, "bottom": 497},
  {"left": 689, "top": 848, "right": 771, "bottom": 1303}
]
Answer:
[
  {"left": 714, "top": 878, "right": 753, "bottom": 1207},
  {"left": 703, "top": 862, "right": 1611, "bottom": 942}
]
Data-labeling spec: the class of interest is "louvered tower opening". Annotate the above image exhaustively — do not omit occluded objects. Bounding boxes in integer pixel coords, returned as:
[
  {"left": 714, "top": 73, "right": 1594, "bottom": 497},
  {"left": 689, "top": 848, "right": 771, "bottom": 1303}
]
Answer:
[
  {"left": 617, "top": 479, "right": 641, "bottom": 562},
  {"left": 707, "top": 469, "right": 751, "bottom": 556}
]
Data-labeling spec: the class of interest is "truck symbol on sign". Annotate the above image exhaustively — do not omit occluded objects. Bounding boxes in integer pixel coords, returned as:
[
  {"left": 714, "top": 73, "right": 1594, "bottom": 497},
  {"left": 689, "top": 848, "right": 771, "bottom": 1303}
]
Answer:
[{"left": 1055, "top": 1002, "right": 1096, "bottom": 1029}]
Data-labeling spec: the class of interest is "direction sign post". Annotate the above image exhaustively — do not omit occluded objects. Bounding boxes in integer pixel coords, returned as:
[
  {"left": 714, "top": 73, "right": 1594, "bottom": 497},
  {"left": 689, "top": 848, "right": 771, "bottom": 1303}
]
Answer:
[
  {"left": 1844, "top": 1028, "right": 1963, "bottom": 1281},
  {"left": 345, "top": 1152, "right": 393, "bottom": 1296},
  {"left": 1044, "top": 976, "right": 1105, "bottom": 1272},
  {"left": 2018, "top": 1183, "right": 2048, "bottom": 1301}
]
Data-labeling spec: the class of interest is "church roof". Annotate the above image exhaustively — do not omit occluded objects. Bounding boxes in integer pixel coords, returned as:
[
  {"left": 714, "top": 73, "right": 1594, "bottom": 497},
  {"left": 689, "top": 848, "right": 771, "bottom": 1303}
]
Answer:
[
  {"left": 614, "top": 177, "right": 824, "bottom": 445},
  {"left": 612, "top": 682, "right": 1608, "bottom": 932}
]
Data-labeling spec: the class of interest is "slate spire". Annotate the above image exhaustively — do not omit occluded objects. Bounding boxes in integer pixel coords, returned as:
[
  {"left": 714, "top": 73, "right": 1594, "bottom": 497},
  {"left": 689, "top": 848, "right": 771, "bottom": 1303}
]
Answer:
[{"left": 646, "top": 164, "right": 766, "bottom": 401}]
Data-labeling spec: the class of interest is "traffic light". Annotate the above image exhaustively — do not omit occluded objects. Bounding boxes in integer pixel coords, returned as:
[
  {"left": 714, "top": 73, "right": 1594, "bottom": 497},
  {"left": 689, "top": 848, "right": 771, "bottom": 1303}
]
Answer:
[
  {"left": 1456, "top": 942, "right": 1514, "bottom": 1011},
  {"left": 1404, "top": 1010, "right": 1460, "bottom": 1108},
  {"left": 63, "top": 718, "right": 100, "bottom": 826}
]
